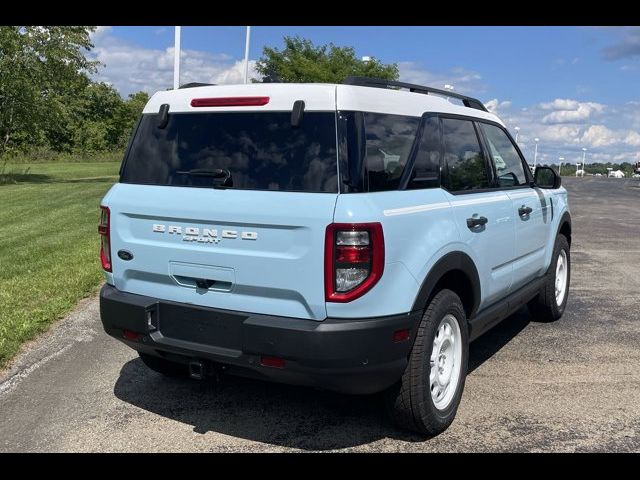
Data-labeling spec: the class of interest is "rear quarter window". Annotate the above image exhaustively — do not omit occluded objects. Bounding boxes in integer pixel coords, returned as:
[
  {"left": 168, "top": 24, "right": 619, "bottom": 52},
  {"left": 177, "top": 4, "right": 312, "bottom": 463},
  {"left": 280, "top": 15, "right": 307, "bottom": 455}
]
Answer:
[
  {"left": 340, "top": 111, "right": 421, "bottom": 192},
  {"left": 364, "top": 113, "right": 420, "bottom": 192}
]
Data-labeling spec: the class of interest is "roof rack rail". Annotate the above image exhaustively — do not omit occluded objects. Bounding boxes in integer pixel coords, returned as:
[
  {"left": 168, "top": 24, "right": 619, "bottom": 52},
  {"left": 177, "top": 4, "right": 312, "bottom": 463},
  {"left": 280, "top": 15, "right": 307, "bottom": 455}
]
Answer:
[
  {"left": 179, "top": 82, "right": 216, "bottom": 89},
  {"left": 343, "top": 76, "right": 488, "bottom": 112}
]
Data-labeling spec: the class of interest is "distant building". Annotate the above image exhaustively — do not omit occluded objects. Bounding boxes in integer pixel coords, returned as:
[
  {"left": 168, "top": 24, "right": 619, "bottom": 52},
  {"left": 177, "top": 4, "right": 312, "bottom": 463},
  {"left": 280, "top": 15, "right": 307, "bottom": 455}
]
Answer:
[{"left": 609, "top": 170, "right": 625, "bottom": 178}]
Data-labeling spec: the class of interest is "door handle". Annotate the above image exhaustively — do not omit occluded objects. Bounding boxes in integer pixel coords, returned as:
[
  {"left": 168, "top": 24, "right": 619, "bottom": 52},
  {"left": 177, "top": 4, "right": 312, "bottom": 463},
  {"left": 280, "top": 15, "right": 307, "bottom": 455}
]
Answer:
[
  {"left": 466, "top": 216, "right": 488, "bottom": 229},
  {"left": 518, "top": 206, "right": 533, "bottom": 217}
]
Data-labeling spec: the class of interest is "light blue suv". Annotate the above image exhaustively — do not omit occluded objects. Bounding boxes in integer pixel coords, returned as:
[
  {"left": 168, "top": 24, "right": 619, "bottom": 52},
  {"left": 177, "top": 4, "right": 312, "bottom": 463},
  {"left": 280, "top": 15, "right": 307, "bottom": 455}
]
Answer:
[{"left": 99, "top": 77, "right": 571, "bottom": 435}]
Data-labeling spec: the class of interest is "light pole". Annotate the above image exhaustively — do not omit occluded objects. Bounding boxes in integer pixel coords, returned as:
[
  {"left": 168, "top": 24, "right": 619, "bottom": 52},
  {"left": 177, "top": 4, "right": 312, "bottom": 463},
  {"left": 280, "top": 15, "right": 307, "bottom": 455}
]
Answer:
[
  {"left": 173, "top": 26, "right": 181, "bottom": 89},
  {"left": 582, "top": 147, "right": 587, "bottom": 174},
  {"left": 243, "top": 26, "right": 251, "bottom": 84},
  {"left": 558, "top": 156, "right": 564, "bottom": 175},
  {"left": 514, "top": 126, "right": 520, "bottom": 142},
  {"left": 443, "top": 84, "right": 454, "bottom": 102},
  {"left": 533, "top": 137, "right": 539, "bottom": 172}
]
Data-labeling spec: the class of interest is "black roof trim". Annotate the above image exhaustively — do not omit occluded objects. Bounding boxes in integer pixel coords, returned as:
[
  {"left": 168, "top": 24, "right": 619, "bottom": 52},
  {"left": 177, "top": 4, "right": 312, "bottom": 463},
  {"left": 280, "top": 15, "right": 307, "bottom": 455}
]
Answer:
[
  {"left": 179, "top": 82, "right": 216, "bottom": 89},
  {"left": 343, "top": 76, "right": 488, "bottom": 112}
]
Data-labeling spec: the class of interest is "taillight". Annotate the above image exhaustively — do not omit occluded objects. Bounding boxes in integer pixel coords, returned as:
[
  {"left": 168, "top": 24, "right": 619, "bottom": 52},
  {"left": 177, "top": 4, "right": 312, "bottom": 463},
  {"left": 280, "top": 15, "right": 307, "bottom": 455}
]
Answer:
[
  {"left": 98, "top": 206, "right": 111, "bottom": 272},
  {"left": 325, "top": 223, "right": 384, "bottom": 302}
]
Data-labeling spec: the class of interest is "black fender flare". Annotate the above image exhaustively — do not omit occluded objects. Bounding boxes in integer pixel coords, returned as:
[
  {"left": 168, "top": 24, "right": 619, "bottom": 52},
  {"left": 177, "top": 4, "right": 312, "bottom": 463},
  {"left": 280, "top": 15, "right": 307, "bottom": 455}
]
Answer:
[
  {"left": 556, "top": 211, "right": 572, "bottom": 245},
  {"left": 411, "top": 251, "right": 481, "bottom": 317}
]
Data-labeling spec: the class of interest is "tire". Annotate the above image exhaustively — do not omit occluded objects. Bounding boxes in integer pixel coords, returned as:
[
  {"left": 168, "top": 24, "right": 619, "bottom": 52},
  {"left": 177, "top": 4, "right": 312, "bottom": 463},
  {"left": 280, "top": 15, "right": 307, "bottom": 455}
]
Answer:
[
  {"left": 386, "top": 289, "right": 469, "bottom": 436},
  {"left": 528, "top": 234, "right": 570, "bottom": 322},
  {"left": 138, "top": 352, "right": 187, "bottom": 378}
]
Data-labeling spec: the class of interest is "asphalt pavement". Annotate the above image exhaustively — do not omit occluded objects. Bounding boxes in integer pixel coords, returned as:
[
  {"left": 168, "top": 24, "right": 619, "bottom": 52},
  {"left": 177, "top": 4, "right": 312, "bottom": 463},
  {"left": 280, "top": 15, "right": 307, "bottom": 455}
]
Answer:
[{"left": 1, "top": 176, "right": 639, "bottom": 452}]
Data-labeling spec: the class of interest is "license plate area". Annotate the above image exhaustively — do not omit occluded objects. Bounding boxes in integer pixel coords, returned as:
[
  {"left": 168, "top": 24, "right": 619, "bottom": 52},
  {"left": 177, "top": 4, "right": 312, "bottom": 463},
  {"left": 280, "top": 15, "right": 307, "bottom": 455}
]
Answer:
[{"left": 158, "top": 302, "right": 246, "bottom": 349}]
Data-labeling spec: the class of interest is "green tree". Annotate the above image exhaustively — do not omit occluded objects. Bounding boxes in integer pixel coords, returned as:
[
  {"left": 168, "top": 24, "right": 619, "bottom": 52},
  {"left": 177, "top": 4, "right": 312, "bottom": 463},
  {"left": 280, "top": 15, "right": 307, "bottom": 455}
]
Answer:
[
  {"left": 71, "top": 82, "right": 125, "bottom": 154},
  {"left": 117, "top": 91, "right": 150, "bottom": 147},
  {"left": 70, "top": 85, "right": 149, "bottom": 154},
  {"left": 0, "top": 26, "right": 98, "bottom": 156},
  {"left": 255, "top": 36, "right": 399, "bottom": 83}
]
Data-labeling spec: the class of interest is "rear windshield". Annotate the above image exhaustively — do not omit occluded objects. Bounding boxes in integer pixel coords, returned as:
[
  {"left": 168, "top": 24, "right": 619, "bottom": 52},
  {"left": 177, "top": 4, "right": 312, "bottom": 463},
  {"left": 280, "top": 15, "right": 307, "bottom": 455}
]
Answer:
[{"left": 121, "top": 111, "right": 338, "bottom": 193}]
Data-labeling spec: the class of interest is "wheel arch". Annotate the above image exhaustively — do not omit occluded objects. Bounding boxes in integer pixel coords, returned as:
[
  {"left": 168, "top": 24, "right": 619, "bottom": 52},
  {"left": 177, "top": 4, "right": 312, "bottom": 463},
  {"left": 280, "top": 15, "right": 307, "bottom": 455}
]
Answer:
[
  {"left": 411, "top": 251, "right": 481, "bottom": 319},
  {"left": 558, "top": 211, "right": 572, "bottom": 246}
]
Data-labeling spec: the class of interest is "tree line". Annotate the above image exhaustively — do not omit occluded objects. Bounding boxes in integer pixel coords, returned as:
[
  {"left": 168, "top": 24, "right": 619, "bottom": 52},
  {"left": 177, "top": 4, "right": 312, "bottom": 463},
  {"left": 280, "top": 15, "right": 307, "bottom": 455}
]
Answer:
[
  {"left": 551, "top": 162, "right": 638, "bottom": 177},
  {"left": 0, "top": 26, "right": 151, "bottom": 160}
]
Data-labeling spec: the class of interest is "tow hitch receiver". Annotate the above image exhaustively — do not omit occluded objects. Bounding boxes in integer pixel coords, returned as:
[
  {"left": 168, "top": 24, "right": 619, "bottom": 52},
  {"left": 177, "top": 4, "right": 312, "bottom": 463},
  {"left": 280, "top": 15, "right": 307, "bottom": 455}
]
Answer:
[{"left": 189, "top": 360, "right": 206, "bottom": 380}]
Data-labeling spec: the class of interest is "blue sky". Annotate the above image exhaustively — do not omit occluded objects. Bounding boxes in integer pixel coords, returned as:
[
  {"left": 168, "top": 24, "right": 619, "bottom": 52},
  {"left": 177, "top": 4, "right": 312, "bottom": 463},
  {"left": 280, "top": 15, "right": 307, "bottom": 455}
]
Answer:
[{"left": 90, "top": 26, "right": 640, "bottom": 166}]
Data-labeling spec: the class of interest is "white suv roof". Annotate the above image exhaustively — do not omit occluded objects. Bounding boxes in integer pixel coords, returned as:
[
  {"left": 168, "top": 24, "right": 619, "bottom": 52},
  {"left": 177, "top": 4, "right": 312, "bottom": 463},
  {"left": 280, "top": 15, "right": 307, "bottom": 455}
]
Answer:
[{"left": 143, "top": 80, "right": 503, "bottom": 126}]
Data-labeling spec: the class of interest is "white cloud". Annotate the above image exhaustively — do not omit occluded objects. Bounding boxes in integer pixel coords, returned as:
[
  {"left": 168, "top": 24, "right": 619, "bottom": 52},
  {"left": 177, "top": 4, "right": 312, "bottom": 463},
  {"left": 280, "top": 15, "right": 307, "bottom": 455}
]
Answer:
[
  {"left": 602, "top": 26, "right": 640, "bottom": 60},
  {"left": 484, "top": 99, "right": 512, "bottom": 115},
  {"left": 580, "top": 125, "right": 619, "bottom": 147},
  {"left": 89, "top": 27, "right": 258, "bottom": 96},
  {"left": 538, "top": 125, "right": 583, "bottom": 143},
  {"left": 90, "top": 26, "right": 112, "bottom": 43},
  {"left": 540, "top": 99, "right": 580, "bottom": 110},
  {"left": 397, "top": 62, "right": 485, "bottom": 95},
  {"left": 493, "top": 99, "right": 640, "bottom": 165},
  {"left": 625, "top": 130, "right": 640, "bottom": 146},
  {"left": 539, "top": 99, "right": 605, "bottom": 124}
]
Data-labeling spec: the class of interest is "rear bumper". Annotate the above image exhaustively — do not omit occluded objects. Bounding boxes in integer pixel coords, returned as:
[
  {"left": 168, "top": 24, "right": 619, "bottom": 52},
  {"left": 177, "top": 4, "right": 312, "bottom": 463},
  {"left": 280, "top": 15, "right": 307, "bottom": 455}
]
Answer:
[{"left": 99, "top": 284, "right": 421, "bottom": 394}]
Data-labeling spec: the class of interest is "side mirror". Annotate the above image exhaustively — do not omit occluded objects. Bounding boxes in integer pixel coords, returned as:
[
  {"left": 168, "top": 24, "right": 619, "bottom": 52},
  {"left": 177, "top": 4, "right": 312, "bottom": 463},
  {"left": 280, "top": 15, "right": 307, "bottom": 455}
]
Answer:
[{"left": 534, "top": 166, "right": 561, "bottom": 189}]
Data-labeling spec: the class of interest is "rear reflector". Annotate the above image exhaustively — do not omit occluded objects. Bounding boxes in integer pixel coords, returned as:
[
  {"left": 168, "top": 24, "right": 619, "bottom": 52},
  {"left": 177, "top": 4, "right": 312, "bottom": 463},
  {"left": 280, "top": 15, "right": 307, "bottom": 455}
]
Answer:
[
  {"left": 260, "top": 356, "right": 285, "bottom": 369},
  {"left": 336, "top": 245, "right": 371, "bottom": 263},
  {"left": 191, "top": 96, "right": 270, "bottom": 107},
  {"left": 393, "top": 329, "right": 411, "bottom": 343},
  {"left": 123, "top": 330, "right": 141, "bottom": 341}
]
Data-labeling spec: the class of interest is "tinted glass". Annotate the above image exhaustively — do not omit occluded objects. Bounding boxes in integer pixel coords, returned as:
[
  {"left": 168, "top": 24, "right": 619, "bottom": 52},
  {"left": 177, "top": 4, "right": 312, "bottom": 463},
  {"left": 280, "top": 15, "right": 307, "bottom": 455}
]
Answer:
[
  {"left": 121, "top": 112, "right": 338, "bottom": 192},
  {"left": 441, "top": 118, "right": 489, "bottom": 191},
  {"left": 534, "top": 166, "right": 558, "bottom": 188},
  {"left": 362, "top": 113, "right": 420, "bottom": 192},
  {"left": 407, "top": 116, "right": 441, "bottom": 190},
  {"left": 481, "top": 123, "right": 528, "bottom": 187}
]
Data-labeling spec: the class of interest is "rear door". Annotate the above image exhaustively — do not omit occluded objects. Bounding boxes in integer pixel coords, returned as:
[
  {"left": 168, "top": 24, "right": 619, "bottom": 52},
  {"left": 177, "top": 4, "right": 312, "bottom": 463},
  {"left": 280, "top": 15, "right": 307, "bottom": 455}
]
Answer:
[
  {"left": 478, "top": 122, "right": 549, "bottom": 289},
  {"left": 440, "top": 117, "right": 516, "bottom": 308},
  {"left": 104, "top": 91, "right": 338, "bottom": 321}
]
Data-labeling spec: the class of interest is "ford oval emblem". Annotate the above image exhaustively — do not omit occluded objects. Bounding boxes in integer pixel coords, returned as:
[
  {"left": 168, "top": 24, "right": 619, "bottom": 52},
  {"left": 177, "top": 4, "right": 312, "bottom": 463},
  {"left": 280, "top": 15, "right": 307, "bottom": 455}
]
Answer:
[{"left": 117, "top": 250, "right": 134, "bottom": 261}]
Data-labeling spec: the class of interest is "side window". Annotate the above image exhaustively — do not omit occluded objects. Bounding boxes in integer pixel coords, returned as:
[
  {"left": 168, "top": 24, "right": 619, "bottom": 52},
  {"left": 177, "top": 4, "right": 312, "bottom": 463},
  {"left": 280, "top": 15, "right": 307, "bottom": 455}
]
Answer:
[
  {"left": 407, "top": 116, "right": 441, "bottom": 190},
  {"left": 441, "top": 118, "right": 489, "bottom": 191},
  {"left": 480, "top": 123, "right": 528, "bottom": 187},
  {"left": 363, "top": 113, "right": 420, "bottom": 192}
]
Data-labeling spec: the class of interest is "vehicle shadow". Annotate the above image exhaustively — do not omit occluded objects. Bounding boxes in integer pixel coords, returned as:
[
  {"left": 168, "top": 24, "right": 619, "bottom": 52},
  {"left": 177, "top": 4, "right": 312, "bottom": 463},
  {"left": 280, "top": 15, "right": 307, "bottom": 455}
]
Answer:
[
  {"left": 468, "top": 306, "right": 530, "bottom": 373},
  {"left": 62, "top": 176, "right": 118, "bottom": 184},
  {"left": 0, "top": 174, "right": 117, "bottom": 185},
  {"left": 0, "top": 173, "right": 118, "bottom": 185},
  {"left": 113, "top": 308, "right": 531, "bottom": 450},
  {"left": 0, "top": 173, "right": 53, "bottom": 184}
]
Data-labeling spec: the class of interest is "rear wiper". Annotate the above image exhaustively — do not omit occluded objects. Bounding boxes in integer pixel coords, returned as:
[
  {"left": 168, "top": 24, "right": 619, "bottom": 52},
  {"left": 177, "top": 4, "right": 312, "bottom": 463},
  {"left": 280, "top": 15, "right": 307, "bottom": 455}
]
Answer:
[{"left": 176, "top": 168, "right": 233, "bottom": 187}]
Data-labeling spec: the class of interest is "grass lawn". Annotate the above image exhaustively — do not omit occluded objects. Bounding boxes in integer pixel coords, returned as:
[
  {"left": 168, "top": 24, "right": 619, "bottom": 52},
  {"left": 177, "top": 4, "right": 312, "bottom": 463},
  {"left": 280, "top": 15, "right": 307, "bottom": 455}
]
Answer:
[{"left": 0, "top": 162, "right": 120, "bottom": 368}]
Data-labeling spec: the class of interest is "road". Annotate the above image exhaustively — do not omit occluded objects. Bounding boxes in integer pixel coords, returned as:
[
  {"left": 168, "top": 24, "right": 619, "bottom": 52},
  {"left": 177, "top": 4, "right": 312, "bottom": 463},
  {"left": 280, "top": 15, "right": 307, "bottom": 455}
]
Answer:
[{"left": 1, "top": 176, "right": 639, "bottom": 452}]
